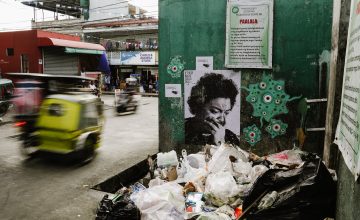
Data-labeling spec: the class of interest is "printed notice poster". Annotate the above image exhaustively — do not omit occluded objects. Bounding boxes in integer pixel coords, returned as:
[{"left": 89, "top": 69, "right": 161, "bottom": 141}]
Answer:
[
  {"left": 184, "top": 70, "right": 241, "bottom": 146},
  {"left": 225, "top": 0, "right": 273, "bottom": 69},
  {"left": 165, "top": 84, "right": 181, "bottom": 98},
  {"left": 335, "top": 0, "right": 360, "bottom": 180}
]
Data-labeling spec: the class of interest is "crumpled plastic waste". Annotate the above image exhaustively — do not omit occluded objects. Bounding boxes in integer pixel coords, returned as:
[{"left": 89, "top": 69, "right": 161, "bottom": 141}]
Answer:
[
  {"left": 131, "top": 182, "right": 185, "bottom": 220},
  {"left": 96, "top": 188, "right": 140, "bottom": 220},
  {"left": 208, "top": 143, "right": 248, "bottom": 173},
  {"left": 216, "top": 205, "right": 236, "bottom": 219},
  {"left": 148, "top": 177, "right": 167, "bottom": 188},
  {"left": 187, "top": 153, "right": 206, "bottom": 169},
  {"left": 196, "top": 212, "right": 232, "bottom": 220},
  {"left": 176, "top": 149, "right": 208, "bottom": 186},
  {"left": 157, "top": 150, "right": 179, "bottom": 167},
  {"left": 96, "top": 147, "right": 336, "bottom": 220},
  {"left": 154, "top": 165, "right": 178, "bottom": 182},
  {"left": 185, "top": 192, "right": 204, "bottom": 213},
  {"left": 205, "top": 171, "right": 242, "bottom": 206},
  {"left": 250, "top": 165, "right": 269, "bottom": 180},
  {"left": 183, "top": 167, "right": 208, "bottom": 185},
  {"left": 243, "top": 156, "right": 336, "bottom": 219},
  {"left": 232, "top": 160, "right": 253, "bottom": 182},
  {"left": 266, "top": 150, "right": 304, "bottom": 168},
  {"left": 129, "top": 182, "right": 146, "bottom": 203}
]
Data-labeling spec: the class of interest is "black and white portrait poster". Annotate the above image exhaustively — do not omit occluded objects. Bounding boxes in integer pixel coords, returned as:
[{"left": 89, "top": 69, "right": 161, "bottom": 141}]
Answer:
[{"left": 184, "top": 70, "right": 241, "bottom": 146}]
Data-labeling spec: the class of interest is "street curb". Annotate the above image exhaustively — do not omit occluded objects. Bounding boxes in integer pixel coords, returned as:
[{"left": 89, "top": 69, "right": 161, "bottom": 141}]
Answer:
[{"left": 101, "top": 92, "right": 158, "bottom": 97}]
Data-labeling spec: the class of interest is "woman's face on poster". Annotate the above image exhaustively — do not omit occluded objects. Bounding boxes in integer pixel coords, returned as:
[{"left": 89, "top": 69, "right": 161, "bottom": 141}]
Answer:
[{"left": 198, "top": 97, "right": 232, "bottom": 126}]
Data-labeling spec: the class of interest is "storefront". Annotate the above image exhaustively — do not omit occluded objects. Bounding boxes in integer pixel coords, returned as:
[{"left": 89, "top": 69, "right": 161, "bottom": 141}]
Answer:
[
  {"left": 109, "top": 51, "right": 158, "bottom": 92},
  {"left": 0, "top": 30, "right": 105, "bottom": 76}
]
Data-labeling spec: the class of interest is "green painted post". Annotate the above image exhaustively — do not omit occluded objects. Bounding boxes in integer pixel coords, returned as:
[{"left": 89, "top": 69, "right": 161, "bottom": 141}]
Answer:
[{"left": 159, "top": 0, "right": 333, "bottom": 153}]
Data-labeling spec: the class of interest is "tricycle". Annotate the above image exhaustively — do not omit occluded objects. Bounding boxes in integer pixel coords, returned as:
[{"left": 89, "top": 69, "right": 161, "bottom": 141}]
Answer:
[
  {"left": 0, "top": 78, "right": 14, "bottom": 118},
  {"left": 7, "top": 73, "right": 103, "bottom": 160}
]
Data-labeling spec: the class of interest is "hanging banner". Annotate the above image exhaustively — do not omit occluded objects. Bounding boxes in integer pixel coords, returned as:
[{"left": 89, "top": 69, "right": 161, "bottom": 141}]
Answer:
[
  {"left": 120, "top": 51, "right": 156, "bottom": 65},
  {"left": 335, "top": 0, "right": 360, "bottom": 180},
  {"left": 225, "top": 0, "right": 273, "bottom": 69}
]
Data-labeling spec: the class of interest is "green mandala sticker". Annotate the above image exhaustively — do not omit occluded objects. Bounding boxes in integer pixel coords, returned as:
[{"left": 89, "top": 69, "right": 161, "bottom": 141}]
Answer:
[
  {"left": 265, "top": 119, "right": 288, "bottom": 138},
  {"left": 243, "top": 124, "right": 261, "bottom": 146},
  {"left": 167, "top": 56, "right": 185, "bottom": 78},
  {"left": 245, "top": 73, "right": 301, "bottom": 126}
]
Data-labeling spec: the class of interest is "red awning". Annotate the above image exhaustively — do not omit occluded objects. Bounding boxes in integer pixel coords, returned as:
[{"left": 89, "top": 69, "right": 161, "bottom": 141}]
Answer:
[{"left": 38, "top": 37, "right": 105, "bottom": 51}]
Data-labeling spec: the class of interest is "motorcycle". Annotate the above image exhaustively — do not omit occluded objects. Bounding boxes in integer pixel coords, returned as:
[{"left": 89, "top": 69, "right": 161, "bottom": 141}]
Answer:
[{"left": 114, "top": 89, "right": 138, "bottom": 114}]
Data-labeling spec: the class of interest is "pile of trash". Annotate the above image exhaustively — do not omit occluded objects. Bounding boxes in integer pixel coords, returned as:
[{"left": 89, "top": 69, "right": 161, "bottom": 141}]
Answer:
[{"left": 96, "top": 144, "right": 336, "bottom": 220}]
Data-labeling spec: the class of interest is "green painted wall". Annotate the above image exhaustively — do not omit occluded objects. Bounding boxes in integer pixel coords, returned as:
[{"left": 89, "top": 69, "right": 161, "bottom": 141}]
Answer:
[{"left": 159, "top": 0, "right": 333, "bottom": 154}]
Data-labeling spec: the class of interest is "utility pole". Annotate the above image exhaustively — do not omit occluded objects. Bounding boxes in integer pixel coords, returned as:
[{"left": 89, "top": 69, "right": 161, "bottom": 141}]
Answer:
[{"left": 323, "top": 0, "right": 341, "bottom": 167}]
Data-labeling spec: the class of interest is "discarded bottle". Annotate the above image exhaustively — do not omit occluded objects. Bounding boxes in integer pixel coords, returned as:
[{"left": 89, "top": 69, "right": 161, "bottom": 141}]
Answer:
[{"left": 258, "top": 191, "right": 278, "bottom": 210}]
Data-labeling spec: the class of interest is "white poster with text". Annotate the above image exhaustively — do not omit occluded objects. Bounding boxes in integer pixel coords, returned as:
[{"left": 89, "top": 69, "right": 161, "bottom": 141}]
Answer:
[
  {"left": 225, "top": 0, "right": 273, "bottom": 69},
  {"left": 335, "top": 0, "right": 360, "bottom": 180}
]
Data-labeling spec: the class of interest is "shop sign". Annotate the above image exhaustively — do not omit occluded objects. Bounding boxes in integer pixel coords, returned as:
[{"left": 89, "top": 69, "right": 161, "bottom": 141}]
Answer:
[
  {"left": 120, "top": 51, "right": 155, "bottom": 65},
  {"left": 335, "top": 0, "right": 360, "bottom": 180},
  {"left": 225, "top": 0, "right": 273, "bottom": 69}
]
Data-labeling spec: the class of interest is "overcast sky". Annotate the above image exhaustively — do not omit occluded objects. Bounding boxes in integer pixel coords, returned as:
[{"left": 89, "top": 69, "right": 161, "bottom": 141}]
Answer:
[{"left": 0, "top": 0, "right": 158, "bottom": 32}]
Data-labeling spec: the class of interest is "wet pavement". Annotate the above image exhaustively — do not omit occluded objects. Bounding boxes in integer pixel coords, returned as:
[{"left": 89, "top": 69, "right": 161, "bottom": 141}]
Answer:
[{"left": 0, "top": 95, "right": 158, "bottom": 220}]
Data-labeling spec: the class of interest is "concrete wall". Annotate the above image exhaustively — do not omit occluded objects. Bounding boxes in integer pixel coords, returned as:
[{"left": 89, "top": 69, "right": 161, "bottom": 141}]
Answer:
[
  {"left": 0, "top": 30, "right": 40, "bottom": 74},
  {"left": 158, "top": 0, "right": 333, "bottom": 155},
  {"left": 0, "top": 30, "right": 81, "bottom": 76}
]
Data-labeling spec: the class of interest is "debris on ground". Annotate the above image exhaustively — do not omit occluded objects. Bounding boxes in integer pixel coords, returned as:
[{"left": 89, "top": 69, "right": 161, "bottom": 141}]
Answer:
[{"left": 96, "top": 143, "right": 336, "bottom": 220}]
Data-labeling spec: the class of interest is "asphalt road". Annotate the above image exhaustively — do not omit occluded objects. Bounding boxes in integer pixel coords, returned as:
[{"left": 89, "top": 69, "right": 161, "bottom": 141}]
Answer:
[{"left": 0, "top": 95, "right": 158, "bottom": 220}]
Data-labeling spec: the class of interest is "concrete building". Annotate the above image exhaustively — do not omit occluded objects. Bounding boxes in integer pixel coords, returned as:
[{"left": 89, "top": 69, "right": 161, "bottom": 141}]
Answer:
[
  {"left": 0, "top": 30, "right": 105, "bottom": 76},
  {"left": 23, "top": 0, "right": 158, "bottom": 92}
]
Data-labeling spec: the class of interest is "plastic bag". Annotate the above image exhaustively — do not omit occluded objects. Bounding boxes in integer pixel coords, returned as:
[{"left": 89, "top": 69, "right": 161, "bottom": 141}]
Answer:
[
  {"left": 250, "top": 165, "right": 269, "bottom": 182},
  {"left": 177, "top": 150, "right": 208, "bottom": 184},
  {"left": 205, "top": 171, "right": 241, "bottom": 206},
  {"left": 157, "top": 150, "right": 179, "bottom": 167},
  {"left": 96, "top": 194, "right": 140, "bottom": 220},
  {"left": 243, "top": 157, "right": 336, "bottom": 220},
  {"left": 133, "top": 182, "right": 185, "bottom": 220},
  {"left": 232, "top": 160, "right": 253, "bottom": 183},
  {"left": 148, "top": 177, "right": 167, "bottom": 188},
  {"left": 129, "top": 182, "right": 146, "bottom": 203},
  {"left": 183, "top": 167, "right": 208, "bottom": 183},
  {"left": 187, "top": 153, "right": 206, "bottom": 169},
  {"left": 208, "top": 143, "right": 248, "bottom": 173},
  {"left": 266, "top": 150, "right": 303, "bottom": 168}
]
